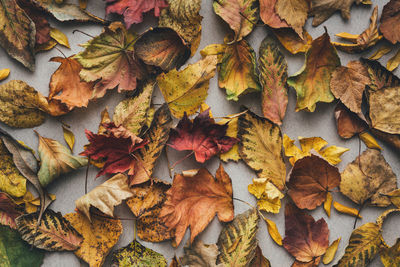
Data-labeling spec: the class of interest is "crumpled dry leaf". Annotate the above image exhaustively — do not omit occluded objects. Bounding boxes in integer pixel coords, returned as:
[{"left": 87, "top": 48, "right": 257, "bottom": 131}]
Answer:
[
  {"left": 387, "top": 48, "right": 400, "bottom": 71},
  {"left": 322, "top": 238, "right": 341, "bottom": 265},
  {"left": 16, "top": 209, "right": 83, "bottom": 251},
  {"left": 159, "top": 165, "right": 234, "bottom": 246},
  {"left": 134, "top": 27, "right": 190, "bottom": 71},
  {"left": 259, "top": 36, "right": 288, "bottom": 125},
  {"left": 283, "top": 203, "right": 329, "bottom": 263},
  {"left": 219, "top": 39, "right": 261, "bottom": 101},
  {"left": 288, "top": 155, "right": 341, "bottom": 210},
  {"left": 157, "top": 55, "right": 217, "bottom": 118},
  {"left": 275, "top": 0, "right": 308, "bottom": 39},
  {"left": 76, "top": 174, "right": 133, "bottom": 221},
  {"left": 0, "top": 192, "right": 23, "bottom": 229},
  {"left": 272, "top": 28, "right": 312, "bottom": 55},
  {"left": 333, "top": 7, "right": 381, "bottom": 53},
  {"left": 333, "top": 201, "right": 362, "bottom": 218},
  {"left": 213, "top": 0, "right": 259, "bottom": 42},
  {"left": 64, "top": 211, "right": 122, "bottom": 267},
  {"left": 260, "top": 0, "right": 288, "bottom": 28},
  {"left": 180, "top": 239, "right": 221, "bottom": 267},
  {"left": 288, "top": 31, "right": 340, "bottom": 112},
  {"left": 380, "top": 0, "right": 400, "bottom": 44},
  {"left": 248, "top": 178, "right": 284, "bottom": 213},
  {"left": 217, "top": 208, "right": 259, "bottom": 267},
  {"left": 340, "top": 149, "right": 397, "bottom": 207},
  {"left": 0, "top": 0, "right": 35, "bottom": 70},
  {"left": 334, "top": 102, "right": 368, "bottom": 139}
]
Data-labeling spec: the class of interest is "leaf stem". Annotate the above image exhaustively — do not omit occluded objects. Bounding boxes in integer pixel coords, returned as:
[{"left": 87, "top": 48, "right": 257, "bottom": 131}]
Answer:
[
  {"left": 72, "top": 29, "right": 95, "bottom": 38},
  {"left": 170, "top": 151, "right": 195, "bottom": 169},
  {"left": 353, "top": 202, "right": 365, "bottom": 229},
  {"left": 85, "top": 157, "right": 90, "bottom": 194}
]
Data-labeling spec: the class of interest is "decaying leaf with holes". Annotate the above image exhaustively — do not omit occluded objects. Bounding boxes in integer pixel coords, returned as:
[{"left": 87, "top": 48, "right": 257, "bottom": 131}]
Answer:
[
  {"left": 16, "top": 209, "right": 83, "bottom": 251},
  {"left": 159, "top": 165, "right": 234, "bottom": 246},
  {"left": 64, "top": 211, "right": 122, "bottom": 267},
  {"left": 275, "top": 0, "right": 308, "bottom": 39},
  {"left": 340, "top": 149, "right": 397, "bottom": 207},
  {"left": 126, "top": 178, "right": 173, "bottom": 242},
  {"left": 112, "top": 239, "right": 167, "bottom": 266},
  {"left": 181, "top": 239, "right": 222, "bottom": 267},
  {"left": 0, "top": 192, "right": 23, "bottom": 229},
  {"left": 248, "top": 178, "right": 284, "bottom": 213},
  {"left": 157, "top": 55, "right": 217, "bottom": 118},
  {"left": 239, "top": 108, "right": 286, "bottom": 190}
]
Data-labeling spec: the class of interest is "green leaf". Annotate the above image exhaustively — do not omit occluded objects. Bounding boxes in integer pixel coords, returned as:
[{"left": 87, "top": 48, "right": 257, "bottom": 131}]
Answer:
[
  {"left": 112, "top": 239, "right": 167, "bottom": 267},
  {"left": 16, "top": 209, "right": 83, "bottom": 251},
  {"left": 0, "top": 225, "right": 44, "bottom": 267},
  {"left": 36, "top": 132, "right": 87, "bottom": 187},
  {"left": 217, "top": 208, "right": 259, "bottom": 267}
]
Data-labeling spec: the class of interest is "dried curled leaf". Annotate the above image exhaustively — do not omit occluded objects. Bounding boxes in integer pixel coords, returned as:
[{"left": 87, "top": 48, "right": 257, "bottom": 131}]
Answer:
[
  {"left": 157, "top": 56, "right": 217, "bottom": 118},
  {"left": 380, "top": 0, "right": 400, "bottom": 44},
  {"left": 181, "top": 239, "right": 221, "bottom": 267},
  {"left": 239, "top": 108, "right": 286, "bottom": 190},
  {"left": 16, "top": 209, "right": 83, "bottom": 251},
  {"left": 62, "top": 126, "right": 75, "bottom": 152},
  {"left": 369, "top": 44, "right": 392, "bottom": 60},
  {"left": 248, "top": 178, "right": 284, "bottom": 213},
  {"left": 333, "top": 201, "right": 362, "bottom": 218},
  {"left": 310, "top": 0, "right": 366, "bottom": 26},
  {"left": 359, "top": 132, "right": 381, "bottom": 150},
  {"left": 275, "top": 0, "right": 308, "bottom": 38},
  {"left": 217, "top": 208, "right": 259, "bottom": 267}
]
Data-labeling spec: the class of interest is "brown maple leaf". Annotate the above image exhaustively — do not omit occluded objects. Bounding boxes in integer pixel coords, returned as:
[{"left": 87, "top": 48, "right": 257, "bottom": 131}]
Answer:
[{"left": 159, "top": 164, "right": 234, "bottom": 246}]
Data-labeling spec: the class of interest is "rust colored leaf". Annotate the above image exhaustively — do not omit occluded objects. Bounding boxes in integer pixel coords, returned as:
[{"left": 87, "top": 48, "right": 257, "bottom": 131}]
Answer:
[
  {"left": 334, "top": 102, "right": 367, "bottom": 139},
  {"left": 380, "top": 0, "right": 400, "bottom": 44},
  {"left": 260, "top": 0, "right": 288, "bottom": 28},
  {"left": 0, "top": 192, "right": 23, "bottom": 229}
]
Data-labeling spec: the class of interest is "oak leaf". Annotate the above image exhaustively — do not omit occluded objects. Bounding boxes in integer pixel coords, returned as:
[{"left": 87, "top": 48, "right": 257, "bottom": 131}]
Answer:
[
  {"left": 159, "top": 165, "right": 234, "bottom": 246},
  {"left": 248, "top": 178, "right": 284, "bottom": 213},
  {"left": 75, "top": 174, "right": 133, "bottom": 221},
  {"left": 260, "top": 0, "right": 288, "bottom": 28},
  {"left": 157, "top": 55, "right": 217, "bottom": 118},
  {"left": 283, "top": 203, "right": 329, "bottom": 263},
  {"left": 275, "top": 0, "right": 308, "bottom": 38},
  {"left": 288, "top": 155, "right": 341, "bottom": 210},
  {"left": 239, "top": 107, "right": 286, "bottom": 190},
  {"left": 288, "top": 31, "right": 340, "bottom": 112},
  {"left": 16, "top": 209, "right": 83, "bottom": 251},
  {"left": 168, "top": 109, "right": 238, "bottom": 163},
  {"left": 259, "top": 36, "right": 288, "bottom": 125},
  {"left": 105, "top": 0, "right": 167, "bottom": 28},
  {"left": 0, "top": 192, "right": 23, "bottom": 229},
  {"left": 272, "top": 28, "right": 312, "bottom": 54},
  {"left": 181, "top": 239, "right": 221, "bottom": 267},
  {"left": 340, "top": 149, "right": 397, "bottom": 207},
  {"left": 380, "top": 0, "right": 400, "bottom": 44},
  {"left": 334, "top": 103, "right": 368, "bottom": 139},
  {"left": 64, "top": 211, "right": 122, "bottom": 267}
]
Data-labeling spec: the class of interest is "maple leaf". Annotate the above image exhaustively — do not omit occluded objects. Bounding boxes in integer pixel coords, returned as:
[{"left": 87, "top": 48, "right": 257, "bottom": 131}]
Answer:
[
  {"left": 49, "top": 57, "right": 95, "bottom": 109},
  {"left": 80, "top": 126, "right": 147, "bottom": 177},
  {"left": 0, "top": 192, "right": 23, "bottom": 229},
  {"left": 105, "top": 0, "right": 168, "bottom": 28},
  {"left": 380, "top": 0, "right": 400, "bottom": 44},
  {"left": 248, "top": 178, "right": 284, "bottom": 213},
  {"left": 168, "top": 109, "right": 238, "bottom": 163},
  {"left": 159, "top": 165, "right": 234, "bottom": 246},
  {"left": 287, "top": 155, "right": 341, "bottom": 210},
  {"left": 275, "top": 0, "right": 308, "bottom": 39},
  {"left": 283, "top": 203, "right": 329, "bottom": 263}
]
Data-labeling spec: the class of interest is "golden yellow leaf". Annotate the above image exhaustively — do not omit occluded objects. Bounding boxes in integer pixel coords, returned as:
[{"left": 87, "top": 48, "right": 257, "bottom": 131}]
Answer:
[
  {"left": 64, "top": 212, "right": 122, "bottom": 267},
  {"left": 62, "top": 126, "right": 75, "bottom": 152},
  {"left": 359, "top": 132, "right": 382, "bottom": 150},
  {"left": 218, "top": 116, "right": 240, "bottom": 162},
  {"left": 0, "top": 69, "right": 10, "bottom": 81},
  {"left": 387, "top": 47, "right": 400, "bottom": 71},
  {"left": 368, "top": 44, "right": 392, "bottom": 60},
  {"left": 157, "top": 56, "right": 217, "bottom": 118},
  {"left": 383, "top": 189, "right": 400, "bottom": 208},
  {"left": 248, "top": 178, "right": 284, "bottom": 213},
  {"left": 272, "top": 28, "right": 312, "bottom": 54},
  {"left": 200, "top": 43, "right": 227, "bottom": 63},
  {"left": 322, "top": 237, "right": 341, "bottom": 264},
  {"left": 333, "top": 202, "right": 362, "bottom": 218},
  {"left": 381, "top": 238, "right": 400, "bottom": 267},
  {"left": 324, "top": 192, "right": 333, "bottom": 217},
  {"left": 15, "top": 191, "right": 56, "bottom": 213},
  {"left": 50, "top": 28, "right": 70, "bottom": 48},
  {"left": 264, "top": 218, "right": 282, "bottom": 246}
]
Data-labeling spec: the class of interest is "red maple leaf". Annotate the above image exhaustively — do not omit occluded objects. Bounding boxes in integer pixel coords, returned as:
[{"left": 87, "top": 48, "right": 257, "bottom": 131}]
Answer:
[
  {"left": 80, "top": 125, "right": 148, "bottom": 177},
  {"left": 105, "top": 0, "right": 168, "bottom": 28},
  {"left": 168, "top": 110, "right": 238, "bottom": 163}
]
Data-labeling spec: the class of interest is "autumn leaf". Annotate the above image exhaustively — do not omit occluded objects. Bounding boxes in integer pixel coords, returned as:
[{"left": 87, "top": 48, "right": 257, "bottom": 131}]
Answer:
[
  {"left": 0, "top": 0, "right": 35, "bottom": 70},
  {"left": 181, "top": 239, "right": 221, "bottom": 267},
  {"left": 359, "top": 132, "right": 382, "bottom": 150},
  {"left": 340, "top": 149, "right": 397, "bottom": 207},
  {"left": 330, "top": 61, "right": 371, "bottom": 114},
  {"left": 334, "top": 222, "right": 383, "bottom": 267},
  {"left": 105, "top": 0, "right": 167, "bottom": 28},
  {"left": 332, "top": 7, "right": 381, "bottom": 53},
  {"left": 259, "top": 36, "right": 288, "bottom": 125},
  {"left": 159, "top": 165, "right": 234, "bottom": 246},
  {"left": 157, "top": 55, "right": 217, "bottom": 118},
  {"left": 263, "top": 218, "right": 282, "bottom": 246},
  {"left": 213, "top": 0, "right": 259, "bottom": 41},
  {"left": 134, "top": 27, "right": 190, "bottom": 71},
  {"left": 219, "top": 39, "right": 261, "bottom": 101},
  {"left": 168, "top": 109, "right": 238, "bottom": 163},
  {"left": 126, "top": 178, "right": 173, "bottom": 242},
  {"left": 0, "top": 69, "right": 10, "bottom": 81},
  {"left": 217, "top": 208, "right": 259, "bottom": 267},
  {"left": 371, "top": 128, "right": 400, "bottom": 151},
  {"left": 74, "top": 22, "right": 146, "bottom": 98},
  {"left": 64, "top": 212, "right": 122, "bottom": 267},
  {"left": 260, "top": 0, "right": 288, "bottom": 28},
  {"left": 334, "top": 102, "right": 368, "bottom": 139},
  {"left": 288, "top": 31, "right": 340, "bottom": 112},
  {"left": 0, "top": 192, "right": 23, "bottom": 229},
  {"left": 75, "top": 173, "right": 133, "bottom": 221},
  {"left": 218, "top": 115, "right": 240, "bottom": 162},
  {"left": 272, "top": 28, "right": 312, "bottom": 54},
  {"left": 16, "top": 209, "right": 83, "bottom": 251},
  {"left": 275, "top": 0, "right": 308, "bottom": 38},
  {"left": 381, "top": 238, "right": 400, "bottom": 267},
  {"left": 324, "top": 192, "right": 332, "bottom": 217},
  {"left": 248, "top": 178, "right": 284, "bottom": 213},
  {"left": 333, "top": 201, "right": 362, "bottom": 218},
  {"left": 112, "top": 239, "right": 167, "bottom": 266},
  {"left": 49, "top": 28, "right": 69, "bottom": 48},
  {"left": 380, "top": 0, "right": 400, "bottom": 44},
  {"left": 62, "top": 126, "right": 75, "bottom": 152},
  {"left": 0, "top": 225, "right": 44, "bottom": 267},
  {"left": 49, "top": 57, "right": 95, "bottom": 109},
  {"left": 15, "top": 190, "right": 56, "bottom": 214},
  {"left": 361, "top": 58, "right": 400, "bottom": 91},
  {"left": 239, "top": 107, "right": 286, "bottom": 190},
  {"left": 387, "top": 48, "right": 400, "bottom": 71},
  {"left": 130, "top": 104, "right": 172, "bottom": 185},
  {"left": 36, "top": 132, "right": 87, "bottom": 187},
  {"left": 288, "top": 155, "right": 341, "bottom": 210},
  {"left": 369, "top": 44, "right": 392, "bottom": 60},
  {"left": 323, "top": 238, "right": 341, "bottom": 265},
  {"left": 283, "top": 203, "right": 329, "bottom": 263}
]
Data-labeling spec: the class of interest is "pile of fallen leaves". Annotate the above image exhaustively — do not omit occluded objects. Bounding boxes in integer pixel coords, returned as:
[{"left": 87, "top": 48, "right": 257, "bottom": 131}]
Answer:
[{"left": 0, "top": 0, "right": 400, "bottom": 266}]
